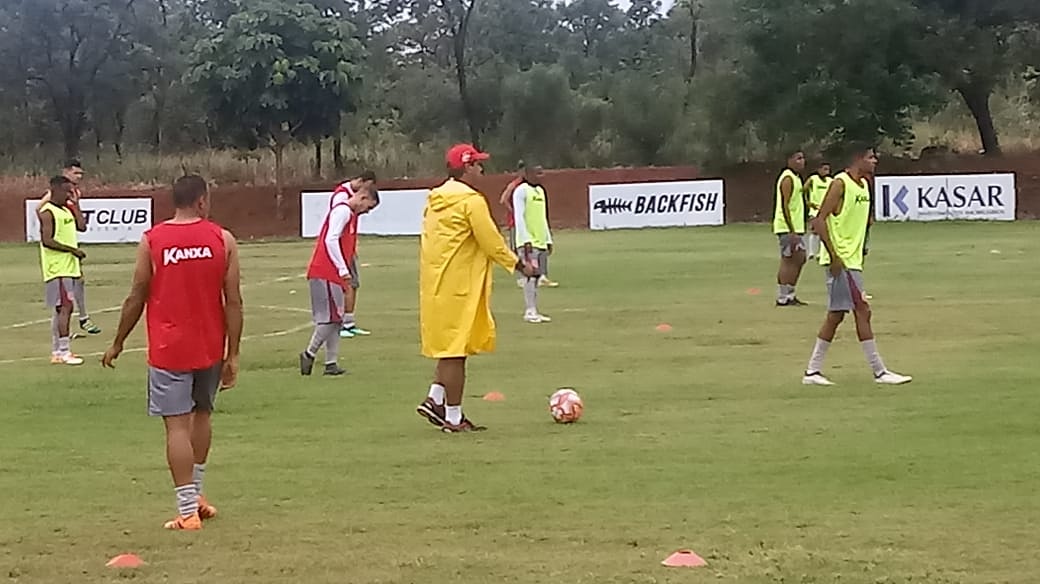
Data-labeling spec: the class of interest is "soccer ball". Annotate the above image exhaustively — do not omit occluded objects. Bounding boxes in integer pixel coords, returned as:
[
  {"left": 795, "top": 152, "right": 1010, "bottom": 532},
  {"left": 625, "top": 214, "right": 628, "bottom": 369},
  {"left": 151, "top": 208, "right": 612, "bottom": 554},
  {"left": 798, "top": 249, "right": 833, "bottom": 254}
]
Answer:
[{"left": 549, "top": 388, "right": 583, "bottom": 423}]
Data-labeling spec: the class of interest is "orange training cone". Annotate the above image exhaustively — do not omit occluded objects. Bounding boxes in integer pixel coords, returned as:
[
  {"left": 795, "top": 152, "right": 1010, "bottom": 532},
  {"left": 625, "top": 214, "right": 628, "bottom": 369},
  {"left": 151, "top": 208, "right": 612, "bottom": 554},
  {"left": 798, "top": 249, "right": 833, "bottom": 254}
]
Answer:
[
  {"left": 482, "top": 392, "right": 505, "bottom": 402},
  {"left": 661, "top": 550, "right": 707, "bottom": 568},
  {"left": 656, "top": 323, "right": 673, "bottom": 333},
  {"left": 106, "top": 554, "right": 145, "bottom": 568}
]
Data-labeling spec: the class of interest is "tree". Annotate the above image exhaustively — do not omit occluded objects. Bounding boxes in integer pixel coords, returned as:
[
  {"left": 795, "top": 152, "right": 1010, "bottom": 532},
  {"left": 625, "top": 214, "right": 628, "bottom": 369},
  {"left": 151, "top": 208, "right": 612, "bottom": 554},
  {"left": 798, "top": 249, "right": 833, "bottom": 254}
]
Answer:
[
  {"left": 402, "top": 0, "right": 482, "bottom": 146},
  {"left": 0, "top": 0, "right": 147, "bottom": 159},
  {"left": 187, "top": 0, "right": 364, "bottom": 216},
  {"left": 910, "top": 0, "right": 1040, "bottom": 155},
  {"left": 736, "top": 0, "right": 943, "bottom": 153}
]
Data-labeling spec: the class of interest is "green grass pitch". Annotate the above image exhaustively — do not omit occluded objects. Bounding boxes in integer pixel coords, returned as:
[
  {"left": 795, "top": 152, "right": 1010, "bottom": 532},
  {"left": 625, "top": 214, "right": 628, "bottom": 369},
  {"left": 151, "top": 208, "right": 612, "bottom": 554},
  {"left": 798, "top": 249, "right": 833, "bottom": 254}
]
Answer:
[{"left": 0, "top": 222, "right": 1038, "bottom": 583}]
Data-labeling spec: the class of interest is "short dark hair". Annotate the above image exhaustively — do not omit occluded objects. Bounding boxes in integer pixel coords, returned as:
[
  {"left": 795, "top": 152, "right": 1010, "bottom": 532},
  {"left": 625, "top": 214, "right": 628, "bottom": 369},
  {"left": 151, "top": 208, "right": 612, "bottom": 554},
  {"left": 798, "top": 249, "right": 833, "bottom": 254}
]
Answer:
[
  {"left": 365, "top": 187, "right": 380, "bottom": 206},
  {"left": 172, "top": 175, "right": 208, "bottom": 208},
  {"left": 356, "top": 170, "right": 376, "bottom": 183},
  {"left": 50, "top": 175, "right": 72, "bottom": 189},
  {"left": 63, "top": 159, "right": 82, "bottom": 170},
  {"left": 843, "top": 142, "right": 876, "bottom": 164}
]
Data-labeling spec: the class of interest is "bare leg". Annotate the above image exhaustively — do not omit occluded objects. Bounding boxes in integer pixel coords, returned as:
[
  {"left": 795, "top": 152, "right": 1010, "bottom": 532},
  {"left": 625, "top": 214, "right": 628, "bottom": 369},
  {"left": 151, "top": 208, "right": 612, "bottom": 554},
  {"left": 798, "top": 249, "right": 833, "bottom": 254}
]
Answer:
[
  {"left": 164, "top": 413, "right": 199, "bottom": 520},
  {"left": 165, "top": 414, "right": 195, "bottom": 487},
  {"left": 818, "top": 311, "right": 845, "bottom": 342},
  {"left": 436, "top": 357, "right": 467, "bottom": 407},
  {"left": 191, "top": 411, "right": 212, "bottom": 466}
]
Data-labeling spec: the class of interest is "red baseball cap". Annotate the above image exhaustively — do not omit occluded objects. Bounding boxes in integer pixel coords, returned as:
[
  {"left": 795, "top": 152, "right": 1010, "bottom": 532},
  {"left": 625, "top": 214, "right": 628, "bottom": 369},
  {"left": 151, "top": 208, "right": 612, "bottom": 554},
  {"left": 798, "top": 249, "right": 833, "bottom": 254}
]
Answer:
[{"left": 446, "top": 143, "right": 490, "bottom": 170}]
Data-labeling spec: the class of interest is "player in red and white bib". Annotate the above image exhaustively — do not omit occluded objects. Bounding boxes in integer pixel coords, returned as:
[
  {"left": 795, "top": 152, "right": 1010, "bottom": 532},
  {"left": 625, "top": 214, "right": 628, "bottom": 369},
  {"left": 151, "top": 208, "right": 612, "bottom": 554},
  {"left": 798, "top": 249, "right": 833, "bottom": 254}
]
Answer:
[
  {"left": 328, "top": 172, "right": 377, "bottom": 338},
  {"left": 299, "top": 181, "right": 380, "bottom": 376}
]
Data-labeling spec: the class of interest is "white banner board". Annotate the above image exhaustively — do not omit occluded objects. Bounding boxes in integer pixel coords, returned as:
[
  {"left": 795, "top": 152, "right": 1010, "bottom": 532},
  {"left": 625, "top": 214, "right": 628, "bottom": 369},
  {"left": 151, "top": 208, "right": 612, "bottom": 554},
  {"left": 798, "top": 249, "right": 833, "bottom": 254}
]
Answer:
[
  {"left": 25, "top": 198, "right": 153, "bottom": 243},
  {"left": 875, "top": 173, "right": 1016, "bottom": 222},
  {"left": 588, "top": 179, "right": 725, "bottom": 230},
  {"left": 301, "top": 189, "right": 428, "bottom": 237}
]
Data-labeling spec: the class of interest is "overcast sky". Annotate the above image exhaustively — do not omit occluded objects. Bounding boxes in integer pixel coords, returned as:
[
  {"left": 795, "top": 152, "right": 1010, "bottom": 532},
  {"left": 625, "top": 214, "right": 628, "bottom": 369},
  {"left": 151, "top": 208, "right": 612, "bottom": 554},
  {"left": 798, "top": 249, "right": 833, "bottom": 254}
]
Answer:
[{"left": 615, "top": 0, "right": 677, "bottom": 11}]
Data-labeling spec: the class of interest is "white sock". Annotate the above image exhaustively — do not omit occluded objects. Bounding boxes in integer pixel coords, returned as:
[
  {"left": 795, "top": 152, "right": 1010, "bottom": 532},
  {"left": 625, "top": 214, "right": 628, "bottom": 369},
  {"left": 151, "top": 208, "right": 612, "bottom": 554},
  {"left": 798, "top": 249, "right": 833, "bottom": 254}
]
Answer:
[
  {"left": 343, "top": 313, "right": 356, "bottom": 327},
  {"left": 861, "top": 339, "right": 887, "bottom": 376},
  {"left": 523, "top": 278, "right": 537, "bottom": 313},
  {"left": 445, "top": 405, "right": 462, "bottom": 425},
  {"left": 192, "top": 463, "right": 206, "bottom": 493},
  {"left": 806, "top": 338, "right": 831, "bottom": 374},
  {"left": 58, "top": 336, "right": 71, "bottom": 354},
  {"left": 175, "top": 483, "right": 199, "bottom": 517},
  {"left": 428, "top": 383, "right": 445, "bottom": 405}
]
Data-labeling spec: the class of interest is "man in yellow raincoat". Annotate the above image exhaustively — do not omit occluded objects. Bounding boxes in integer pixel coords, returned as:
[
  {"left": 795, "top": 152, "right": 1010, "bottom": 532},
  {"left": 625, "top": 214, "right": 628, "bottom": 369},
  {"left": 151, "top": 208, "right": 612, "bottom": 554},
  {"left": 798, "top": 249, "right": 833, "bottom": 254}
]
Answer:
[{"left": 415, "top": 143, "right": 535, "bottom": 433}]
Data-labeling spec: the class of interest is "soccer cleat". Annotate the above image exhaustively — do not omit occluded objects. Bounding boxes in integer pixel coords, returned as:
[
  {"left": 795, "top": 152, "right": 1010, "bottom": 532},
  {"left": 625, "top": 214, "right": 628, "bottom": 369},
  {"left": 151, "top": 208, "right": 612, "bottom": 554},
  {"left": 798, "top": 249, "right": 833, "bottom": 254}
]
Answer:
[
  {"left": 51, "top": 353, "right": 84, "bottom": 366},
  {"left": 344, "top": 325, "right": 371, "bottom": 336},
  {"left": 163, "top": 512, "right": 202, "bottom": 531},
  {"left": 802, "top": 371, "right": 835, "bottom": 386},
  {"left": 324, "top": 364, "right": 348, "bottom": 376},
  {"left": 197, "top": 495, "right": 217, "bottom": 520},
  {"left": 441, "top": 417, "right": 487, "bottom": 433},
  {"left": 416, "top": 398, "right": 446, "bottom": 427},
  {"left": 338, "top": 327, "right": 355, "bottom": 339},
  {"left": 538, "top": 276, "right": 560, "bottom": 288},
  {"left": 79, "top": 318, "right": 102, "bottom": 335},
  {"left": 875, "top": 371, "right": 912, "bottom": 385},
  {"left": 776, "top": 297, "right": 809, "bottom": 307},
  {"left": 299, "top": 351, "right": 315, "bottom": 376},
  {"left": 523, "top": 312, "right": 552, "bottom": 324}
]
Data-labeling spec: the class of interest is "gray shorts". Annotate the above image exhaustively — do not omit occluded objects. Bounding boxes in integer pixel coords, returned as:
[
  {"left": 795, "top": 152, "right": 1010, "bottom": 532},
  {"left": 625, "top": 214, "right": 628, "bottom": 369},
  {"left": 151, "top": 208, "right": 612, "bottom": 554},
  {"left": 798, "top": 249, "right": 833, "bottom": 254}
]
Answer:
[
  {"left": 44, "top": 277, "right": 79, "bottom": 308},
  {"left": 778, "top": 233, "right": 807, "bottom": 258},
  {"left": 309, "top": 278, "right": 345, "bottom": 324},
  {"left": 517, "top": 247, "right": 549, "bottom": 278},
  {"left": 347, "top": 257, "right": 360, "bottom": 290},
  {"left": 148, "top": 364, "right": 222, "bottom": 417},
  {"left": 826, "top": 268, "right": 868, "bottom": 313}
]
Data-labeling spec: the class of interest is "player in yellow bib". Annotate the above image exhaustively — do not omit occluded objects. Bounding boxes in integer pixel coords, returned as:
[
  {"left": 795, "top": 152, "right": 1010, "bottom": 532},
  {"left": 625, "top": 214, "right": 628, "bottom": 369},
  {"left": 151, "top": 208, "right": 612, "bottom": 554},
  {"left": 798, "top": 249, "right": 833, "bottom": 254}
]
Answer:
[
  {"left": 802, "top": 145, "right": 911, "bottom": 386},
  {"left": 512, "top": 164, "right": 554, "bottom": 323},
  {"left": 38, "top": 176, "right": 88, "bottom": 365},
  {"left": 772, "top": 150, "right": 808, "bottom": 306},
  {"left": 803, "top": 161, "right": 832, "bottom": 260}
]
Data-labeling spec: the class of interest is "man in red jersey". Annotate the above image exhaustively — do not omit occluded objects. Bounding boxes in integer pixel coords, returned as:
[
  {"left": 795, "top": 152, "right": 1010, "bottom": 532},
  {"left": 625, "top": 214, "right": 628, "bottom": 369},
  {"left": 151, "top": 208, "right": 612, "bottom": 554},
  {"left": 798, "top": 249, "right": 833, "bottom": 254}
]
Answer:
[
  {"left": 332, "top": 170, "right": 377, "bottom": 339},
  {"left": 101, "top": 175, "right": 243, "bottom": 531},
  {"left": 300, "top": 184, "right": 380, "bottom": 376}
]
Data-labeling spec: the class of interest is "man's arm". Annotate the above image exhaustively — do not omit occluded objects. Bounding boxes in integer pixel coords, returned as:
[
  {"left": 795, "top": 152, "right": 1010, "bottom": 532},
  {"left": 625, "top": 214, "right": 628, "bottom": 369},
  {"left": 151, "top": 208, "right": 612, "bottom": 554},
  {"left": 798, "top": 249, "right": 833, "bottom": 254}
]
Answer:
[
  {"left": 223, "top": 230, "right": 244, "bottom": 363},
  {"left": 109, "top": 237, "right": 153, "bottom": 353},
  {"left": 512, "top": 185, "right": 532, "bottom": 252},
  {"left": 499, "top": 180, "right": 515, "bottom": 207},
  {"left": 543, "top": 192, "right": 553, "bottom": 247},
  {"left": 39, "top": 208, "right": 82, "bottom": 255},
  {"left": 469, "top": 196, "right": 520, "bottom": 272},
  {"left": 69, "top": 200, "right": 87, "bottom": 232},
  {"left": 323, "top": 204, "right": 353, "bottom": 280},
  {"left": 779, "top": 175, "right": 798, "bottom": 234},
  {"left": 811, "top": 180, "right": 846, "bottom": 272}
]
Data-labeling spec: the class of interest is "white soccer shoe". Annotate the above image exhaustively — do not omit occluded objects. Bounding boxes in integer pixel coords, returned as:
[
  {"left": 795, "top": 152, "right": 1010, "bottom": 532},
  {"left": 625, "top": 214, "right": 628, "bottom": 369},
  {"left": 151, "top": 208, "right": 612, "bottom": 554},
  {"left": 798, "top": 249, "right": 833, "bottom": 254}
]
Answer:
[
  {"left": 802, "top": 372, "right": 835, "bottom": 386},
  {"left": 523, "top": 312, "right": 552, "bottom": 324},
  {"left": 50, "top": 352, "right": 84, "bottom": 366},
  {"left": 875, "top": 371, "right": 913, "bottom": 385}
]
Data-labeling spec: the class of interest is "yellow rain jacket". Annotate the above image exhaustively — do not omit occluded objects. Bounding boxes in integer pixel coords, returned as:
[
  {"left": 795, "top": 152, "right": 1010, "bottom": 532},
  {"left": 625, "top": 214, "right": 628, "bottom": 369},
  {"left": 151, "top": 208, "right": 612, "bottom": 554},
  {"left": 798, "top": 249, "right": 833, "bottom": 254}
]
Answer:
[{"left": 420, "top": 179, "right": 519, "bottom": 358}]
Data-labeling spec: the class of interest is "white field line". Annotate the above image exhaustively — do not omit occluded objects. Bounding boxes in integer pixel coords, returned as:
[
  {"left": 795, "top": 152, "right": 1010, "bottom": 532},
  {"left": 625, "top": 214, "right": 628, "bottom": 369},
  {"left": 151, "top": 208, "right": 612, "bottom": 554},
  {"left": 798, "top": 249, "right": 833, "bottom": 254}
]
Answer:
[
  {"left": 0, "top": 306, "right": 312, "bottom": 366},
  {"left": 0, "top": 273, "right": 307, "bottom": 331}
]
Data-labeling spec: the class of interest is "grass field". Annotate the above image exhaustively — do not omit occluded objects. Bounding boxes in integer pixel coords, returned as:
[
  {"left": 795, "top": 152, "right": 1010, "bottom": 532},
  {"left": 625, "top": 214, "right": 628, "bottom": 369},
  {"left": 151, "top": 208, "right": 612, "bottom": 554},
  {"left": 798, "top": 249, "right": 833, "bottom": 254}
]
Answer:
[{"left": 1, "top": 222, "right": 1038, "bottom": 584}]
